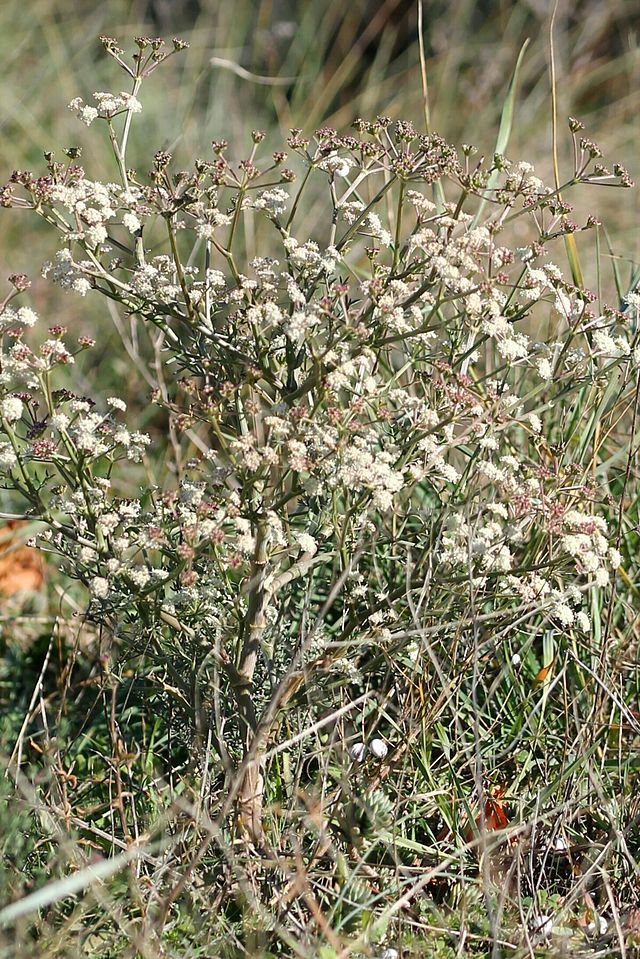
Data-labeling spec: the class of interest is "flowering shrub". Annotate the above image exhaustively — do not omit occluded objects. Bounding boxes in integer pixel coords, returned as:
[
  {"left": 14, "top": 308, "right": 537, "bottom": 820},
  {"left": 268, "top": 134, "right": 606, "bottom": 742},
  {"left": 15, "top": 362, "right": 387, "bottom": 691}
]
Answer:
[{"left": 0, "top": 35, "right": 635, "bottom": 854}]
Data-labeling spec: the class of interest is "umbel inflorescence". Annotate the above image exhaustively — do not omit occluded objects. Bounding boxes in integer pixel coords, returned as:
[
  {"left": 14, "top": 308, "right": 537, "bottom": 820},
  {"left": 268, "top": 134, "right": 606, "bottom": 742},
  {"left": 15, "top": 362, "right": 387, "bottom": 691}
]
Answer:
[{"left": 0, "top": 36, "right": 635, "bottom": 838}]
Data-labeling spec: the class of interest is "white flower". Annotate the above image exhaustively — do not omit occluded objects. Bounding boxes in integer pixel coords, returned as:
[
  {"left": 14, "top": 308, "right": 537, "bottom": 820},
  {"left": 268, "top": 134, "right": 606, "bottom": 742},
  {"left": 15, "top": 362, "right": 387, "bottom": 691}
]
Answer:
[
  {"left": 496, "top": 332, "right": 530, "bottom": 362},
  {"left": 536, "top": 357, "right": 553, "bottom": 380},
  {"left": 350, "top": 742, "right": 367, "bottom": 762},
  {"left": 118, "top": 500, "right": 141, "bottom": 519},
  {"left": 107, "top": 396, "right": 127, "bottom": 411},
  {"left": 179, "top": 481, "right": 205, "bottom": 507},
  {"left": 593, "top": 329, "right": 619, "bottom": 355},
  {"left": 68, "top": 98, "right": 99, "bottom": 125},
  {"left": 90, "top": 577, "right": 110, "bottom": 599},
  {"left": 0, "top": 442, "right": 17, "bottom": 469},
  {"left": 511, "top": 653, "right": 521, "bottom": 667},
  {"left": 92, "top": 91, "right": 142, "bottom": 115},
  {"left": 129, "top": 566, "right": 151, "bottom": 588},
  {"left": 72, "top": 278, "right": 91, "bottom": 296},
  {"left": 16, "top": 307, "right": 38, "bottom": 327},
  {"left": 98, "top": 514, "right": 120, "bottom": 536},
  {"left": 339, "top": 200, "right": 365, "bottom": 224},
  {"left": 294, "top": 532, "right": 317, "bottom": 556},
  {"left": 626, "top": 291, "right": 640, "bottom": 311},
  {"left": 254, "top": 188, "right": 288, "bottom": 216},
  {"left": 206, "top": 269, "right": 226, "bottom": 288},
  {"left": 122, "top": 212, "right": 141, "bottom": 233},
  {"left": 554, "top": 289, "right": 573, "bottom": 315},
  {"left": 51, "top": 413, "right": 70, "bottom": 431},
  {"left": 80, "top": 106, "right": 99, "bottom": 125},
  {"left": 318, "top": 152, "right": 354, "bottom": 178},
  {"left": 287, "top": 440, "right": 308, "bottom": 472},
  {"left": 553, "top": 602, "right": 574, "bottom": 626},
  {"left": 286, "top": 310, "right": 319, "bottom": 339},
  {"left": 0, "top": 396, "right": 23, "bottom": 422},
  {"left": 527, "top": 412, "right": 542, "bottom": 433},
  {"left": 365, "top": 212, "right": 392, "bottom": 247},
  {"left": 406, "top": 190, "right": 436, "bottom": 216},
  {"left": 576, "top": 611, "right": 591, "bottom": 632}
]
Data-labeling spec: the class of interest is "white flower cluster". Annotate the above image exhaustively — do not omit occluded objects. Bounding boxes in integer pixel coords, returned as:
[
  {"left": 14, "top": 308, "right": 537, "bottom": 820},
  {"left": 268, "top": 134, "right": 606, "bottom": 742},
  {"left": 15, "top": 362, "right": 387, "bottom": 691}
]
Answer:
[
  {"left": 365, "top": 212, "right": 392, "bottom": 247},
  {"left": 317, "top": 152, "right": 355, "bottom": 178},
  {"left": 335, "top": 438, "right": 404, "bottom": 512},
  {"left": 42, "top": 250, "right": 93, "bottom": 296},
  {"left": 50, "top": 176, "right": 121, "bottom": 247},
  {"left": 0, "top": 305, "right": 38, "bottom": 330},
  {"left": 440, "top": 514, "right": 514, "bottom": 574},
  {"left": 561, "top": 510, "right": 620, "bottom": 586},
  {"left": 0, "top": 94, "right": 633, "bottom": 752},
  {"left": 130, "top": 257, "right": 182, "bottom": 304},
  {"left": 0, "top": 395, "right": 23, "bottom": 423},
  {"left": 253, "top": 188, "right": 289, "bottom": 216},
  {"left": 283, "top": 236, "right": 339, "bottom": 274},
  {"left": 68, "top": 91, "right": 143, "bottom": 126}
]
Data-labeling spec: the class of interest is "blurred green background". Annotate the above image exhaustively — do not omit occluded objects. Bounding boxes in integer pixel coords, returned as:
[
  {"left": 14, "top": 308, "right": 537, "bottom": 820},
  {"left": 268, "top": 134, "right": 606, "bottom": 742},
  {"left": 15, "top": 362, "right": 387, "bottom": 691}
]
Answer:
[{"left": 0, "top": 0, "right": 638, "bottom": 336}]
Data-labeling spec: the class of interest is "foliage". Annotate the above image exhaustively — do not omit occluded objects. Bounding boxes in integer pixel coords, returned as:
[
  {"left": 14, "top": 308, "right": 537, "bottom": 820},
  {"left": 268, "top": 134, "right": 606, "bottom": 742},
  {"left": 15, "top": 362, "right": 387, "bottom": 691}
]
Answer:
[{"left": 0, "top": 13, "right": 639, "bottom": 959}]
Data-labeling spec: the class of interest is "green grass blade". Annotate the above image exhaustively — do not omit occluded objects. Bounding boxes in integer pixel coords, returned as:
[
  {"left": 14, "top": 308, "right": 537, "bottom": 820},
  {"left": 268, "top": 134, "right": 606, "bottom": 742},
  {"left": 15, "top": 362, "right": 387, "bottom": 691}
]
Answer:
[
  {"left": 602, "top": 226, "right": 624, "bottom": 306},
  {"left": 0, "top": 847, "right": 151, "bottom": 926},
  {"left": 471, "top": 38, "right": 530, "bottom": 228}
]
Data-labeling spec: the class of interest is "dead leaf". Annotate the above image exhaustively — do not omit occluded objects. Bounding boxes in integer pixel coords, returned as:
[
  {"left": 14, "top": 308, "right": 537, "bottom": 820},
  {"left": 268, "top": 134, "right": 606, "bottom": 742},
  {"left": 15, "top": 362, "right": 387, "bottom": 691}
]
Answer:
[
  {"left": 482, "top": 786, "right": 511, "bottom": 833},
  {"left": 534, "top": 659, "right": 555, "bottom": 687},
  {"left": 0, "top": 520, "right": 44, "bottom": 595},
  {"left": 439, "top": 786, "right": 517, "bottom": 847},
  {"left": 463, "top": 786, "right": 517, "bottom": 845}
]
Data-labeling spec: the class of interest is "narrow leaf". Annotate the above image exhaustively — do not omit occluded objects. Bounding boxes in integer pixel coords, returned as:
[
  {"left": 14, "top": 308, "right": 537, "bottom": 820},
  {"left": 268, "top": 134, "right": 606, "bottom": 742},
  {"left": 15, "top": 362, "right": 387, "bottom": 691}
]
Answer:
[
  {"left": 0, "top": 848, "right": 146, "bottom": 926},
  {"left": 472, "top": 39, "right": 530, "bottom": 228}
]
